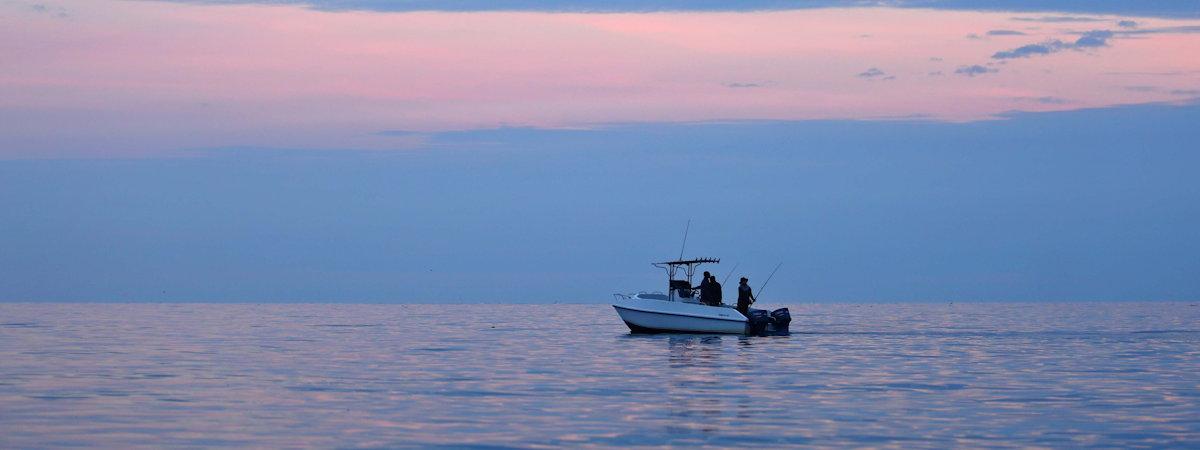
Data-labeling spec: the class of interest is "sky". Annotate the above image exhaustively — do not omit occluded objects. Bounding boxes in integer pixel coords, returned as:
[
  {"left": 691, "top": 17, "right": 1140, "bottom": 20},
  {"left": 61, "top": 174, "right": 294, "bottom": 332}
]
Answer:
[{"left": 1, "top": 0, "right": 1198, "bottom": 302}]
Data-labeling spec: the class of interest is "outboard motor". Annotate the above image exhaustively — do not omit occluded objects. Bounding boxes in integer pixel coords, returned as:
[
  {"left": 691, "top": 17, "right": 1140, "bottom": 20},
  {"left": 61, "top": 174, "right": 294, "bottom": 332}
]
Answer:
[
  {"left": 746, "top": 309, "right": 771, "bottom": 335},
  {"left": 770, "top": 308, "right": 791, "bottom": 333}
]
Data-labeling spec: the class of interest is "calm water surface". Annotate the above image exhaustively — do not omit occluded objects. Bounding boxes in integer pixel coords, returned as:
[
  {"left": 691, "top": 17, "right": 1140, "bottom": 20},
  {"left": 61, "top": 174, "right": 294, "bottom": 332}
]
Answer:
[{"left": 1, "top": 302, "right": 1198, "bottom": 448}]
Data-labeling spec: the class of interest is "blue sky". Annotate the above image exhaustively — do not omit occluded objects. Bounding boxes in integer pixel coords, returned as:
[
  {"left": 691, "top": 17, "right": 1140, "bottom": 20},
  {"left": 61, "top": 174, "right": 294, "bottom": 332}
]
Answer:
[
  {"left": 3, "top": 101, "right": 1197, "bottom": 302},
  {"left": 2, "top": 0, "right": 1198, "bottom": 302}
]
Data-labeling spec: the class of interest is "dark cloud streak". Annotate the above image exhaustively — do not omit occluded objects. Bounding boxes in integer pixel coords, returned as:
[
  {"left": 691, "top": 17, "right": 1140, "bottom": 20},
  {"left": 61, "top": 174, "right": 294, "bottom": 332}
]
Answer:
[
  {"left": 955, "top": 65, "right": 997, "bottom": 77},
  {"left": 1013, "top": 96, "right": 1070, "bottom": 104},
  {"left": 858, "top": 67, "right": 887, "bottom": 78},
  {"left": 1117, "top": 25, "right": 1200, "bottom": 35},
  {"left": 992, "top": 30, "right": 1113, "bottom": 59},
  {"left": 1011, "top": 15, "right": 1104, "bottom": 23},
  {"left": 993, "top": 43, "right": 1056, "bottom": 59}
]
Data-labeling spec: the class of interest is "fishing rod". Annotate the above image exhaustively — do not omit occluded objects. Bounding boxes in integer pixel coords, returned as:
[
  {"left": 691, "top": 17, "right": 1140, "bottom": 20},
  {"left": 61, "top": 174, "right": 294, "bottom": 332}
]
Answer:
[
  {"left": 754, "top": 262, "right": 783, "bottom": 303},
  {"left": 722, "top": 262, "right": 740, "bottom": 285},
  {"left": 677, "top": 219, "right": 691, "bottom": 260}
]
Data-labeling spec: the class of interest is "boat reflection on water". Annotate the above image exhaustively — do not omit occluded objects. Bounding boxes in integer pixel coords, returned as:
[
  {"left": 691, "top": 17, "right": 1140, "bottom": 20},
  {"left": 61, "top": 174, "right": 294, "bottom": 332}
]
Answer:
[
  {"left": 664, "top": 335, "right": 727, "bottom": 435},
  {"left": 667, "top": 335, "right": 726, "bottom": 368},
  {"left": 613, "top": 333, "right": 795, "bottom": 438}
]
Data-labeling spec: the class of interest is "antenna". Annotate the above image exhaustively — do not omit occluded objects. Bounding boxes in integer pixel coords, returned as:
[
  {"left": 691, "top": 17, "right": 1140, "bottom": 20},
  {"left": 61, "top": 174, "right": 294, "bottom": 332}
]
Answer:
[
  {"left": 757, "top": 262, "right": 782, "bottom": 301},
  {"left": 722, "top": 262, "right": 740, "bottom": 285},
  {"left": 677, "top": 219, "right": 691, "bottom": 260}
]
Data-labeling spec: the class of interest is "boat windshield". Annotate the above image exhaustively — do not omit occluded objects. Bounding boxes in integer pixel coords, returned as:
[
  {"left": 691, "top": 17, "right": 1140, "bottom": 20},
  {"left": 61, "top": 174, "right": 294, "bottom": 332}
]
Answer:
[{"left": 635, "top": 293, "right": 669, "bottom": 300}]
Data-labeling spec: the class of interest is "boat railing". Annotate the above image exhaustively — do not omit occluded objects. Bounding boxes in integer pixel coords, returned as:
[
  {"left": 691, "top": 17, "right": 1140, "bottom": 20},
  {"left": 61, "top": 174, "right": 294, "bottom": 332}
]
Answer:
[{"left": 613, "top": 291, "right": 668, "bottom": 301}]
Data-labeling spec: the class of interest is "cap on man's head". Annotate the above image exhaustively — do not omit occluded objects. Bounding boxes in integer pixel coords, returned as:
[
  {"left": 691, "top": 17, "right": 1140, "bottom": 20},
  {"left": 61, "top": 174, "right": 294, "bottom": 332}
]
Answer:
[{"left": 740, "top": 277, "right": 748, "bottom": 282}]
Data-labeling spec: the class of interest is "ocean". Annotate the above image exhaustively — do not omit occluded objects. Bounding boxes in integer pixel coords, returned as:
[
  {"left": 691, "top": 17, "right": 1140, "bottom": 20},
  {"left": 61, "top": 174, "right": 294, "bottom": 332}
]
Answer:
[{"left": 1, "top": 302, "right": 1197, "bottom": 448}]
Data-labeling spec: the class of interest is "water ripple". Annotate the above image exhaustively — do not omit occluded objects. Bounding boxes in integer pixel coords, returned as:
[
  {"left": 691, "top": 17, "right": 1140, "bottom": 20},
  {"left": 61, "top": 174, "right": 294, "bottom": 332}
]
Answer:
[{"left": 0, "top": 302, "right": 1196, "bottom": 448}]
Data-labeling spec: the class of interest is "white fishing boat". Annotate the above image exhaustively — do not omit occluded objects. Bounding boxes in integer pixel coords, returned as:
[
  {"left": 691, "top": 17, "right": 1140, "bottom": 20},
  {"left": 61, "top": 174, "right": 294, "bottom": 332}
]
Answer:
[{"left": 612, "top": 257, "right": 790, "bottom": 335}]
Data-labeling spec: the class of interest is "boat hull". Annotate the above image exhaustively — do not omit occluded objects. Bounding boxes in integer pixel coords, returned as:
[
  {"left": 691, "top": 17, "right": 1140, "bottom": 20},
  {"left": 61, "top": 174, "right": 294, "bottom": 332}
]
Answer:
[{"left": 612, "top": 298, "right": 748, "bottom": 334}]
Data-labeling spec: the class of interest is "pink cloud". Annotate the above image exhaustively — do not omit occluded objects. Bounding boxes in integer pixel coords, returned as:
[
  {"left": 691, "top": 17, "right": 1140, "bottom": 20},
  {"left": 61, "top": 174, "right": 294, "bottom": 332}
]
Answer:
[{"left": 1, "top": 1, "right": 1198, "bottom": 157}]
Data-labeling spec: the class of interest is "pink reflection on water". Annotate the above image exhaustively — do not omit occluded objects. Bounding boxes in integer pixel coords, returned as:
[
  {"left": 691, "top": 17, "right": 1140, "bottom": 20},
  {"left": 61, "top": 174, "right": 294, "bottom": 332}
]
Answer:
[{"left": 1, "top": 1, "right": 1198, "bottom": 157}]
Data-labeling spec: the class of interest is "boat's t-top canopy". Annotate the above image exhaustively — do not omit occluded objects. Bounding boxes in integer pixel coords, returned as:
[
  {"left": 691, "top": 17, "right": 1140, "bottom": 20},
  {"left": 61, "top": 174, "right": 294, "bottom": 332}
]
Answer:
[
  {"left": 652, "top": 257, "right": 719, "bottom": 301},
  {"left": 653, "top": 257, "right": 720, "bottom": 266}
]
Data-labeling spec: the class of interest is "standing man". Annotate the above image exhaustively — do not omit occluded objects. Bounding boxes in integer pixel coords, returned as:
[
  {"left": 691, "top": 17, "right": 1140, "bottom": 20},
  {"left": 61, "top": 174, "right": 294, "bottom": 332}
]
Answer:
[
  {"left": 695, "top": 271, "right": 713, "bottom": 304},
  {"left": 737, "top": 277, "right": 754, "bottom": 315},
  {"left": 710, "top": 275, "right": 723, "bottom": 306}
]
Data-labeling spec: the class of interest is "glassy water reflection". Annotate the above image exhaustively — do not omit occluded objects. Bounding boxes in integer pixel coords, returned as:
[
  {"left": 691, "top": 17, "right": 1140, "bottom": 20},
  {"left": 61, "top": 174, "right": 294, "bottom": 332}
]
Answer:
[{"left": 1, "top": 303, "right": 1197, "bottom": 448}]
